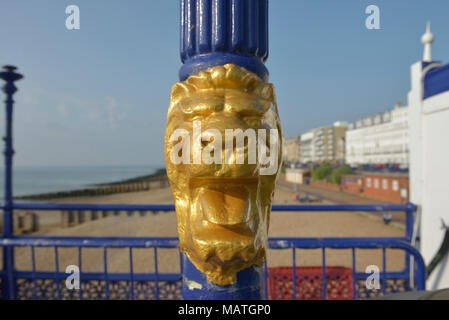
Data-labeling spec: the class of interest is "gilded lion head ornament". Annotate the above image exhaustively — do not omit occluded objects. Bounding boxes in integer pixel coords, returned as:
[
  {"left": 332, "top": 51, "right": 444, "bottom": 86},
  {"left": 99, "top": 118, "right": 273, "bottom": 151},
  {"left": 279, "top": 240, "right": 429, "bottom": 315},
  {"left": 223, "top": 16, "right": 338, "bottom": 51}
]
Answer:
[{"left": 164, "top": 64, "right": 282, "bottom": 285}]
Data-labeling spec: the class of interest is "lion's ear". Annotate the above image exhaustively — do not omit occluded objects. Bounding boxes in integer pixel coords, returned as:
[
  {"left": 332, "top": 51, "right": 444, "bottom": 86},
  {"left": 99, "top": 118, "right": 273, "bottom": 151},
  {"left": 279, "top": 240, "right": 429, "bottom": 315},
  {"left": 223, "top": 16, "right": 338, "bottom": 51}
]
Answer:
[
  {"left": 254, "top": 83, "right": 275, "bottom": 102},
  {"left": 254, "top": 83, "right": 278, "bottom": 112},
  {"left": 169, "top": 82, "right": 194, "bottom": 113},
  {"left": 263, "top": 84, "right": 276, "bottom": 103},
  {"left": 170, "top": 82, "right": 193, "bottom": 103}
]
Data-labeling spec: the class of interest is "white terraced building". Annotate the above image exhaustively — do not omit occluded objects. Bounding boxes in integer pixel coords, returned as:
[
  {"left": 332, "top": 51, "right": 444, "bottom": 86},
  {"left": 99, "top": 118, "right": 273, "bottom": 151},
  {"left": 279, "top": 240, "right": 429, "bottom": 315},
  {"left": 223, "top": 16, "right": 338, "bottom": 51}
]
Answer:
[
  {"left": 299, "top": 122, "right": 348, "bottom": 164},
  {"left": 345, "top": 103, "right": 409, "bottom": 166}
]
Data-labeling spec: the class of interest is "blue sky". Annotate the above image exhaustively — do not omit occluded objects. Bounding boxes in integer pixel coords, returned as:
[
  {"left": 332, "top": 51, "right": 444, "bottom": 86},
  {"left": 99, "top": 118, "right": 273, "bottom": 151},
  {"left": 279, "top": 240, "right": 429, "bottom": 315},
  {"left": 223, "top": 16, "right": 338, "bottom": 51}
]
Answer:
[{"left": 0, "top": 0, "right": 448, "bottom": 167}]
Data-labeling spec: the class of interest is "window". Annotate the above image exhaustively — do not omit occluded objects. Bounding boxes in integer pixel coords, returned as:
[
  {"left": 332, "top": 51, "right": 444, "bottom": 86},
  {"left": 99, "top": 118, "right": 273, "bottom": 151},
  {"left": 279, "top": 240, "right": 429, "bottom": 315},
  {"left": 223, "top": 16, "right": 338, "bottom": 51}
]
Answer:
[
  {"left": 400, "top": 188, "right": 408, "bottom": 199},
  {"left": 374, "top": 179, "right": 379, "bottom": 189},
  {"left": 366, "top": 178, "right": 372, "bottom": 188},
  {"left": 392, "top": 180, "right": 399, "bottom": 191},
  {"left": 382, "top": 179, "right": 388, "bottom": 190}
]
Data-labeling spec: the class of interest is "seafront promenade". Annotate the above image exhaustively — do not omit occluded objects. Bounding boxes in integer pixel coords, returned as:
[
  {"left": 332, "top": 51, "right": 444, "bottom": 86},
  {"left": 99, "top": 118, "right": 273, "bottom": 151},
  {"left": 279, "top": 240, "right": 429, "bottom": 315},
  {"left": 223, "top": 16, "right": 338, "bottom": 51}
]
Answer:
[{"left": 278, "top": 177, "right": 407, "bottom": 224}]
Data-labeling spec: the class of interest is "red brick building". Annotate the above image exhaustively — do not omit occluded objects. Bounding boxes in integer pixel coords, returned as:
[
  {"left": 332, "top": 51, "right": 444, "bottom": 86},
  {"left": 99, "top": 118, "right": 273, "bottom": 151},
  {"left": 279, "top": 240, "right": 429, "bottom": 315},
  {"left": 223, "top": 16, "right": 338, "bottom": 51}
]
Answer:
[
  {"left": 341, "top": 175, "right": 363, "bottom": 194},
  {"left": 341, "top": 172, "right": 409, "bottom": 204}
]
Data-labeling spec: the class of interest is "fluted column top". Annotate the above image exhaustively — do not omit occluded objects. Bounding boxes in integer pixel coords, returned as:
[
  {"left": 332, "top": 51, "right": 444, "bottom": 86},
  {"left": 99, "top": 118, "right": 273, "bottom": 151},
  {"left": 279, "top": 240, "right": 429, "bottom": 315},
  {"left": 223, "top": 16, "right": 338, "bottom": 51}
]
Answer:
[{"left": 179, "top": 0, "right": 269, "bottom": 81}]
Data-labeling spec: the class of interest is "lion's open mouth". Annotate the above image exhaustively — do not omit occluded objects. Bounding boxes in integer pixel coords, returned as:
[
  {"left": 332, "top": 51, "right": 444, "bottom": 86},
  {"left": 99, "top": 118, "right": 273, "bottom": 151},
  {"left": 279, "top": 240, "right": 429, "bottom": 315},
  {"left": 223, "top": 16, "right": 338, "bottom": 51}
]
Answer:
[{"left": 198, "top": 186, "right": 251, "bottom": 225}]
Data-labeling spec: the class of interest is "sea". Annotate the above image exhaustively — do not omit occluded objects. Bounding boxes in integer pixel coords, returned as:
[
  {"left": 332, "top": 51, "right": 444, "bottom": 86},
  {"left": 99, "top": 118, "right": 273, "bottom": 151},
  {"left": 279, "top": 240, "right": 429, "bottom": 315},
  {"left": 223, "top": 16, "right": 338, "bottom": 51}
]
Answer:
[{"left": 0, "top": 165, "right": 162, "bottom": 199}]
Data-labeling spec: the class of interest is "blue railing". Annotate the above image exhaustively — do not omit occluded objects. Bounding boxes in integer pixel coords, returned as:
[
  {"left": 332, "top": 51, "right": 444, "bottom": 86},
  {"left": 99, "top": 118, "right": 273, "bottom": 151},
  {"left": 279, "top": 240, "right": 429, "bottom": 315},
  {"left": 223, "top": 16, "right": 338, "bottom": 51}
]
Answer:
[{"left": 1, "top": 203, "right": 425, "bottom": 300}]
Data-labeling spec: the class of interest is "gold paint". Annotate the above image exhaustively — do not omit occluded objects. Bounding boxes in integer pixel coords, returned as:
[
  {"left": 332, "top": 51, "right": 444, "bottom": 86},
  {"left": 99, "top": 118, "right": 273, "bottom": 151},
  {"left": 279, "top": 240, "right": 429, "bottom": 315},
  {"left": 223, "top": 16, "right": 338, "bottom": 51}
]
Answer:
[{"left": 164, "top": 64, "right": 282, "bottom": 286}]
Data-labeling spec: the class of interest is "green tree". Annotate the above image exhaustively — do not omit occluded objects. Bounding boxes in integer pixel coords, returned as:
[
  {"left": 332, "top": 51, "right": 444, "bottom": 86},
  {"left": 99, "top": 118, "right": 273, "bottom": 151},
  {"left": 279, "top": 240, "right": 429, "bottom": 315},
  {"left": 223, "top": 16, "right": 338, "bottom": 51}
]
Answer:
[
  {"left": 329, "top": 165, "right": 353, "bottom": 185},
  {"left": 312, "top": 163, "right": 332, "bottom": 181}
]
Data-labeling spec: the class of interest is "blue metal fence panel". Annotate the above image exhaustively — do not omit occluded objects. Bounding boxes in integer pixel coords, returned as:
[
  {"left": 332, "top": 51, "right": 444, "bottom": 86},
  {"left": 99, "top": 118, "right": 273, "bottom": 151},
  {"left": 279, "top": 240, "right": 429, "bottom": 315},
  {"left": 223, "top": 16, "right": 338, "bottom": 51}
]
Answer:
[
  {"left": 0, "top": 203, "right": 425, "bottom": 300},
  {"left": 0, "top": 232, "right": 425, "bottom": 300}
]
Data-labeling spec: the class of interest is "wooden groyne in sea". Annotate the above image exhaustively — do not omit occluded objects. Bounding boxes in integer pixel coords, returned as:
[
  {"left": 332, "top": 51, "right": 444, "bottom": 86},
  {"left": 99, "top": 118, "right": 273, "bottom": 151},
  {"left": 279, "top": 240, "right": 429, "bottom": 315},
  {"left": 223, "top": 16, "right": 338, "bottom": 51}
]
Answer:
[{"left": 15, "top": 168, "right": 169, "bottom": 201}]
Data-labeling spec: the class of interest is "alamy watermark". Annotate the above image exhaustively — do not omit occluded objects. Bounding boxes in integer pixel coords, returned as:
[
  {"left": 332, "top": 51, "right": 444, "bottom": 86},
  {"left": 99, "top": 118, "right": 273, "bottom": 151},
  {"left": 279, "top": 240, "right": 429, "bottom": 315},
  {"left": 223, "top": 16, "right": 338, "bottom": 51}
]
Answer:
[
  {"left": 365, "top": 5, "right": 380, "bottom": 30},
  {"left": 66, "top": 5, "right": 80, "bottom": 30},
  {"left": 365, "top": 265, "right": 380, "bottom": 290},
  {"left": 65, "top": 265, "right": 80, "bottom": 290},
  {"left": 169, "top": 121, "right": 279, "bottom": 175},
  {"left": 63, "top": 5, "right": 380, "bottom": 31}
]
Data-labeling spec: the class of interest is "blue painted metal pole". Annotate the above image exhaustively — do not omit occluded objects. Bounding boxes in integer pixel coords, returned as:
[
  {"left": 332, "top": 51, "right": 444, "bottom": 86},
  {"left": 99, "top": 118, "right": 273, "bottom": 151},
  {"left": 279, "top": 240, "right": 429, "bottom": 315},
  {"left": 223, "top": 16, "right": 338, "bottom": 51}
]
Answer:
[
  {"left": 0, "top": 65, "right": 23, "bottom": 299},
  {"left": 178, "top": 0, "right": 269, "bottom": 300},
  {"left": 179, "top": 0, "right": 269, "bottom": 82},
  {"left": 405, "top": 202, "right": 416, "bottom": 242},
  {"left": 182, "top": 254, "right": 264, "bottom": 300}
]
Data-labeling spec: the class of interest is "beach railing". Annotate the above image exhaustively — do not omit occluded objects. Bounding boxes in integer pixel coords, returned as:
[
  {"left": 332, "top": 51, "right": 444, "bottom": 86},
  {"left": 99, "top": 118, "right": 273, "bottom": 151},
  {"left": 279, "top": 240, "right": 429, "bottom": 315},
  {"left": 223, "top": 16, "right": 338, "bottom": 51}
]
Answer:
[{"left": 0, "top": 203, "right": 425, "bottom": 300}]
